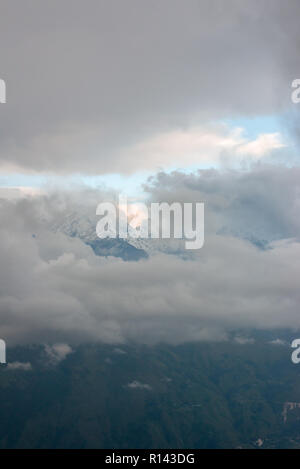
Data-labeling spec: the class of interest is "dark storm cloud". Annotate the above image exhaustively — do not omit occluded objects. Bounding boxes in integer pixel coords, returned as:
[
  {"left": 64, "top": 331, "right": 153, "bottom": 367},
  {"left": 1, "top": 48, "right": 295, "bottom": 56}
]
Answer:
[{"left": 0, "top": 0, "right": 299, "bottom": 173}]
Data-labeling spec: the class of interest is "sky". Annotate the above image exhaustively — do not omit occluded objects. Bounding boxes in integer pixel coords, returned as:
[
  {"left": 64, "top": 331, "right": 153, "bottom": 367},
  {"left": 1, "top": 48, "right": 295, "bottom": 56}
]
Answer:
[{"left": 0, "top": 0, "right": 300, "bottom": 345}]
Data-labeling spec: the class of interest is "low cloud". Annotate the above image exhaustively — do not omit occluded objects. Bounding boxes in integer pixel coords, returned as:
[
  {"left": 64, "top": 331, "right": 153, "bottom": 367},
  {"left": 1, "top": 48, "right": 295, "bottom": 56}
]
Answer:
[
  {"left": 269, "top": 339, "right": 286, "bottom": 346},
  {"left": 113, "top": 348, "right": 127, "bottom": 355},
  {"left": 7, "top": 361, "right": 32, "bottom": 371},
  {"left": 44, "top": 343, "right": 73, "bottom": 364},
  {"left": 0, "top": 167, "right": 299, "bottom": 345},
  {"left": 234, "top": 337, "right": 255, "bottom": 345},
  {"left": 144, "top": 165, "right": 300, "bottom": 243},
  {"left": 126, "top": 381, "right": 152, "bottom": 390}
]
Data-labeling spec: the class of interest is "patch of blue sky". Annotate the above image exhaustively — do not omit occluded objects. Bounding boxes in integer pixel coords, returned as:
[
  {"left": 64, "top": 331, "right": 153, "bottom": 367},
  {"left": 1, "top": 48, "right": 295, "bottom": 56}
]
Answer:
[
  {"left": 222, "top": 112, "right": 299, "bottom": 167},
  {"left": 223, "top": 113, "right": 287, "bottom": 140},
  {"left": 0, "top": 171, "right": 152, "bottom": 199},
  {"left": 0, "top": 173, "right": 47, "bottom": 188},
  {"left": 81, "top": 172, "right": 151, "bottom": 199}
]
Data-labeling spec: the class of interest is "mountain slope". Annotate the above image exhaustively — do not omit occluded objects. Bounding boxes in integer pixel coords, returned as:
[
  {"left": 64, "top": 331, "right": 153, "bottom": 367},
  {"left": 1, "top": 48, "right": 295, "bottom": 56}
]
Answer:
[{"left": 0, "top": 340, "right": 299, "bottom": 449}]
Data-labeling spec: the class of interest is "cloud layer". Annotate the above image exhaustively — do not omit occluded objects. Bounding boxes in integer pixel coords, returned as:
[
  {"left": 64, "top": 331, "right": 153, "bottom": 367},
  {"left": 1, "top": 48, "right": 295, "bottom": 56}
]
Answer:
[
  {"left": 0, "top": 166, "right": 299, "bottom": 345},
  {"left": 0, "top": 0, "right": 299, "bottom": 173}
]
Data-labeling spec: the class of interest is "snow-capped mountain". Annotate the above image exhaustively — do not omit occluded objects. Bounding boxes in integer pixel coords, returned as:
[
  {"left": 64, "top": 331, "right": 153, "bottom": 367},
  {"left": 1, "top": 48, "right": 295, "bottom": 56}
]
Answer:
[
  {"left": 48, "top": 211, "right": 190, "bottom": 259},
  {"left": 49, "top": 211, "right": 148, "bottom": 261}
]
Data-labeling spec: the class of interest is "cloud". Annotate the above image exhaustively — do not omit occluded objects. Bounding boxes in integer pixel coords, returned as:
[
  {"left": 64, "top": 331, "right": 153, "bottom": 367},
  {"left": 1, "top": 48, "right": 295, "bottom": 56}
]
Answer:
[
  {"left": 144, "top": 165, "right": 300, "bottom": 243},
  {"left": 113, "top": 348, "right": 127, "bottom": 355},
  {"left": 120, "top": 126, "right": 285, "bottom": 172},
  {"left": 0, "top": 167, "right": 299, "bottom": 346},
  {"left": 0, "top": 187, "right": 44, "bottom": 200},
  {"left": 236, "top": 133, "right": 285, "bottom": 159},
  {"left": 7, "top": 361, "right": 32, "bottom": 371},
  {"left": 44, "top": 343, "right": 73, "bottom": 364},
  {"left": 269, "top": 339, "right": 286, "bottom": 346},
  {"left": 126, "top": 381, "right": 152, "bottom": 390},
  {"left": 0, "top": 0, "right": 298, "bottom": 174},
  {"left": 234, "top": 337, "right": 255, "bottom": 345}
]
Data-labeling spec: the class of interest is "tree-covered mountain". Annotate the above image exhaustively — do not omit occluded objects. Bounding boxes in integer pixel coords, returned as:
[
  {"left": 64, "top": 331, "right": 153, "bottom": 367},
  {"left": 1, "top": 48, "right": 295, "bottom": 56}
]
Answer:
[{"left": 1, "top": 338, "right": 300, "bottom": 449}]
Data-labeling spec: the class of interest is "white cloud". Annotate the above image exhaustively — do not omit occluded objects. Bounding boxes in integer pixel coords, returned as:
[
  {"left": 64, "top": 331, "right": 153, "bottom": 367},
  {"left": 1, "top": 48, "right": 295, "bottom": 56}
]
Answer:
[
  {"left": 7, "top": 361, "right": 32, "bottom": 371},
  {"left": 113, "top": 348, "right": 127, "bottom": 355},
  {"left": 0, "top": 168, "right": 299, "bottom": 346},
  {"left": 125, "top": 126, "right": 285, "bottom": 171},
  {"left": 126, "top": 381, "right": 152, "bottom": 390},
  {"left": 236, "top": 133, "right": 285, "bottom": 159},
  {"left": 0, "top": 187, "right": 44, "bottom": 200},
  {"left": 234, "top": 337, "right": 255, "bottom": 345},
  {"left": 0, "top": 125, "right": 286, "bottom": 175},
  {"left": 269, "top": 339, "right": 286, "bottom": 346},
  {"left": 44, "top": 343, "right": 73, "bottom": 364}
]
